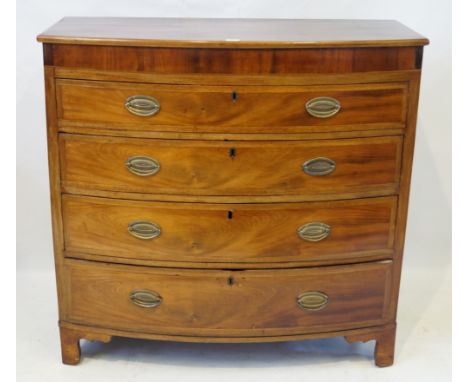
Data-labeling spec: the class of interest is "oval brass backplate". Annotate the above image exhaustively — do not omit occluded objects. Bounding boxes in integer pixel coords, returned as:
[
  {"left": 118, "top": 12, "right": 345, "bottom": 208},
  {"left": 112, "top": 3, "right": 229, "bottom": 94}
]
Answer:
[
  {"left": 302, "top": 157, "right": 336, "bottom": 176},
  {"left": 128, "top": 221, "right": 161, "bottom": 240},
  {"left": 297, "top": 291, "right": 329, "bottom": 311},
  {"left": 126, "top": 156, "right": 160, "bottom": 176},
  {"left": 125, "top": 95, "right": 160, "bottom": 117},
  {"left": 305, "top": 97, "right": 341, "bottom": 118},
  {"left": 129, "top": 289, "right": 162, "bottom": 308},
  {"left": 297, "top": 222, "right": 331, "bottom": 242}
]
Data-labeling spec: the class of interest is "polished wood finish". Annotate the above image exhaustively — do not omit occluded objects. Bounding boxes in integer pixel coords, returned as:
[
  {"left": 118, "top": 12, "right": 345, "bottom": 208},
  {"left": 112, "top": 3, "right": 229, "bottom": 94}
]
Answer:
[
  {"left": 60, "top": 320, "right": 395, "bottom": 344},
  {"left": 53, "top": 67, "right": 420, "bottom": 85},
  {"left": 58, "top": 126, "right": 405, "bottom": 143},
  {"left": 37, "top": 18, "right": 428, "bottom": 48},
  {"left": 43, "top": 67, "right": 68, "bottom": 320},
  {"left": 57, "top": 80, "right": 407, "bottom": 133},
  {"left": 62, "top": 195, "right": 397, "bottom": 265},
  {"left": 388, "top": 72, "right": 422, "bottom": 323},
  {"left": 63, "top": 259, "right": 393, "bottom": 336},
  {"left": 58, "top": 321, "right": 397, "bottom": 365},
  {"left": 60, "top": 135, "right": 402, "bottom": 198},
  {"left": 38, "top": 18, "right": 428, "bottom": 366},
  {"left": 345, "top": 323, "right": 397, "bottom": 367},
  {"left": 46, "top": 44, "right": 422, "bottom": 74},
  {"left": 59, "top": 326, "right": 112, "bottom": 365}
]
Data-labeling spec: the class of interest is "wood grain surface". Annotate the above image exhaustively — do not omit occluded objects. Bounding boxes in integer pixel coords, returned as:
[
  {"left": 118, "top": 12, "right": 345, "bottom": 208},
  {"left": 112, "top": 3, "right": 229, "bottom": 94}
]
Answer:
[
  {"left": 345, "top": 324, "right": 396, "bottom": 367},
  {"left": 60, "top": 134, "right": 402, "bottom": 198},
  {"left": 53, "top": 67, "right": 420, "bottom": 86},
  {"left": 38, "top": 17, "right": 428, "bottom": 366},
  {"left": 58, "top": 320, "right": 396, "bottom": 366},
  {"left": 37, "top": 18, "right": 429, "bottom": 48},
  {"left": 63, "top": 259, "right": 393, "bottom": 337},
  {"left": 62, "top": 195, "right": 397, "bottom": 265},
  {"left": 45, "top": 44, "right": 422, "bottom": 73},
  {"left": 57, "top": 80, "right": 407, "bottom": 133}
]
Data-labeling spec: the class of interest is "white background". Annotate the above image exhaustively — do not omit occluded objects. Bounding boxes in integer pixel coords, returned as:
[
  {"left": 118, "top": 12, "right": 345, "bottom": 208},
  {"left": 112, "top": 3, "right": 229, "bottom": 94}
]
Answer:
[{"left": 16, "top": 0, "right": 451, "bottom": 381}]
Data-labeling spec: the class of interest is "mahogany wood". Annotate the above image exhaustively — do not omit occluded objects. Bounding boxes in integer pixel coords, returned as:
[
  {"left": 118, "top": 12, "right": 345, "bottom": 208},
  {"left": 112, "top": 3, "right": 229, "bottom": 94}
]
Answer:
[
  {"left": 345, "top": 323, "right": 397, "bottom": 367},
  {"left": 46, "top": 44, "right": 422, "bottom": 74},
  {"left": 59, "top": 326, "right": 112, "bottom": 365},
  {"left": 58, "top": 125, "right": 405, "bottom": 142},
  {"left": 37, "top": 18, "right": 428, "bottom": 48},
  {"left": 62, "top": 195, "right": 397, "bottom": 265},
  {"left": 62, "top": 259, "right": 393, "bottom": 337},
  {"left": 56, "top": 80, "right": 407, "bottom": 133},
  {"left": 60, "top": 134, "right": 402, "bottom": 198},
  {"left": 59, "top": 317, "right": 396, "bottom": 367},
  {"left": 43, "top": 67, "right": 67, "bottom": 319},
  {"left": 60, "top": 320, "right": 396, "bottom": 345},
  {"left": 53, "top": 67, "right": 420, "bottom": 85},
  {"left": 38, "top": 17, "right": 428, "bottom": 366}
]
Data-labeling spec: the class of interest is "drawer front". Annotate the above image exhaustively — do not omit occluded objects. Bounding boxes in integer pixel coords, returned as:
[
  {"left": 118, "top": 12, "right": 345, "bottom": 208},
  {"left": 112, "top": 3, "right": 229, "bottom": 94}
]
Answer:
[
  {"left": 64, "top": 260, "right": 393, "bottom": 336},
  {"left": 62, "top": 195, "right": 396, "bottom": 265},
  {"left": 57, "top": 80, "right": 407, "bottom": 133},
  {"left": 60, "top": 135, "right": 402, "bottom": 197}
]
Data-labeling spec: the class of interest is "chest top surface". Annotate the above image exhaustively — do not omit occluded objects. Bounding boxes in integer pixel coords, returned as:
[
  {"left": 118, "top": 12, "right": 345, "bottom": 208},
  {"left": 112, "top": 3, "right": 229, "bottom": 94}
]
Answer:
[{"left": 37, "top": 17, "right": 429, "bottom": 48}]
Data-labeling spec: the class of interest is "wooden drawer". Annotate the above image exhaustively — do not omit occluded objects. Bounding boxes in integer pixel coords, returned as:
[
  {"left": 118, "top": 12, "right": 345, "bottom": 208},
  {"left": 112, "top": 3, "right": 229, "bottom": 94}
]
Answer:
[
  {"left": 57, "top": 80, "right": 407, "bottom": 133},
  {"left": 63, "top": 259, "right": 393, "bottom": 336},
  {"left": 60, "top": 135, "right": 402, "bottom": 198},
  {"left": 62, "top": 195, "right": 396, "bottom": 266}
]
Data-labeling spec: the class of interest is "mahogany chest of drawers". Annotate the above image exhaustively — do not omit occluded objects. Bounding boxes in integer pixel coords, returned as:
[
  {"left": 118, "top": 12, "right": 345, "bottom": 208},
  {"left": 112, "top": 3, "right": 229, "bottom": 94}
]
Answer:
[{"left": 37, "top": 17, "right": 428, "bottom": 367}]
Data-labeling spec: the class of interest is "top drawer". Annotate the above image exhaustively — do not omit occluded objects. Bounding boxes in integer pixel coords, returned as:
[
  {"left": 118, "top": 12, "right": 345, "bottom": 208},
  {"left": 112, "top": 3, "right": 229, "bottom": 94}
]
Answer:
[{"left": 56, "top": 80, "right": 408, "bottom": 134}]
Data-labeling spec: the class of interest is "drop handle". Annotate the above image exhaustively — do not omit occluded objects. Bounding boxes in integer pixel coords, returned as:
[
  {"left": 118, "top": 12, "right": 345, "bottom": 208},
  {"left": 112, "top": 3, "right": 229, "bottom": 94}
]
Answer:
[
  {"left": 305, "top": 97, "right": 341, "bottom": 118},
  {"left": 129, "top": 289, "right": 162, "bottom": 308}
]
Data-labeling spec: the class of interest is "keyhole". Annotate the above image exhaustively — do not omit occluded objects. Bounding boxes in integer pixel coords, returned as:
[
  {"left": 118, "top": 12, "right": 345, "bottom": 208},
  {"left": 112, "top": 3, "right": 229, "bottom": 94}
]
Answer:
[
  {"left": 231, "top": 91, "right": 237, "bottom": 103},
  {"left": 229, "top": 147, "right": 236, "bottom": 159},
  {"left": 228, "top": 210, "right": 233, "bottom": 220},
  {"left": 227, "top": 276, "right": 234, "bottom": 286}
]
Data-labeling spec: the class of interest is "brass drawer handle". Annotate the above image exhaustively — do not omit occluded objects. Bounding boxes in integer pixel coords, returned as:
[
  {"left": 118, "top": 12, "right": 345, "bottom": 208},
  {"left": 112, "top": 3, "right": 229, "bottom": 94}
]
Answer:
[
  {"left": 126, "top": 156, "right": 160, "bottom": 176},
  {"left": 297, "top": 222, "right": 331, "bottom": 242},
  {"left": 128, "top": 221, "right": 161, "bottom": 240},
  {"left": 302, "top": 157, "right": 336, "bottom": 176},
  {"left": 125, "top": 95, "right": 160, "bottom": 117},
  {"left": 305, "top": 97, "right": 341, "bottom": 118},
  {"left": 129, "top": 289, "right": 162, "bottom": 308},
  {"left": 297, "top": 291, "right": 328, "bottom": 311}
]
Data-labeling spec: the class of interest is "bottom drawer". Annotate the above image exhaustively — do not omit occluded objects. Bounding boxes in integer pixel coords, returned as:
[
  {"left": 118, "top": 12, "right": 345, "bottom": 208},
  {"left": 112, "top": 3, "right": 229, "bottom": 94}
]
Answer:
[{"left": 63, "top": 260, "right": 393, "bottom": 337}]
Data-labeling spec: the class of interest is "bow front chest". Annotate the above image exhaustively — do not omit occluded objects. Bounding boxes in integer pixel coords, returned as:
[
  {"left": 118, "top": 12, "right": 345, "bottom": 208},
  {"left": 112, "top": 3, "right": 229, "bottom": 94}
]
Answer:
[{"left": 37, "top": 17, "right": 428, "bottom": 367}]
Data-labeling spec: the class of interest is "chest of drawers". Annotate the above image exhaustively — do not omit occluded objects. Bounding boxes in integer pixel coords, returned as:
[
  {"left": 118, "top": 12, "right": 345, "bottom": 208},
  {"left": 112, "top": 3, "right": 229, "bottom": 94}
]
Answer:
[{"left": 37, "top": 17, "right": 428, "bottom": 367}]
